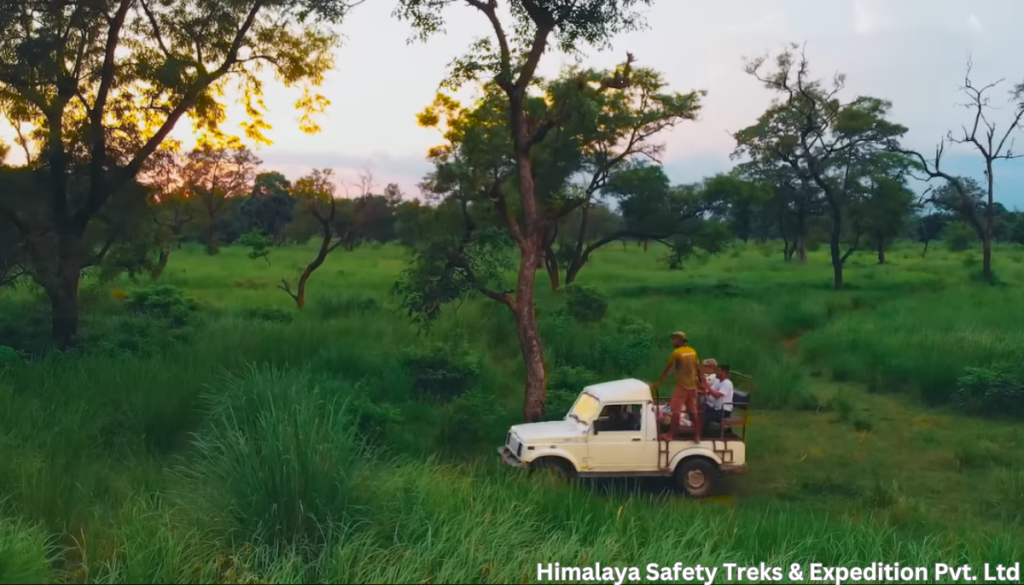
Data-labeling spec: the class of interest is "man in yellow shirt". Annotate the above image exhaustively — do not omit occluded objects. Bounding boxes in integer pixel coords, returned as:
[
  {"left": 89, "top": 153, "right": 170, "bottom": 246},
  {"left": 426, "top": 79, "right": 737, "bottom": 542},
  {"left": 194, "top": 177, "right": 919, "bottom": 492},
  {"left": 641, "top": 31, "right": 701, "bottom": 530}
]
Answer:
[{"left": 651, "top": 331, "right": 708, "bottom": 442}]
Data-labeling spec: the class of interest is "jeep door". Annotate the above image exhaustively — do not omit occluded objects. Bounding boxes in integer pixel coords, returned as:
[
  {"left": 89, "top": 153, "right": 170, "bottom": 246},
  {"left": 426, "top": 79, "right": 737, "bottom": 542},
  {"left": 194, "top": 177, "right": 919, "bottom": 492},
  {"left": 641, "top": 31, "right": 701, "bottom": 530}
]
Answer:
[{"left": 587, "top": 403, "right": 656, "bottom": 472}]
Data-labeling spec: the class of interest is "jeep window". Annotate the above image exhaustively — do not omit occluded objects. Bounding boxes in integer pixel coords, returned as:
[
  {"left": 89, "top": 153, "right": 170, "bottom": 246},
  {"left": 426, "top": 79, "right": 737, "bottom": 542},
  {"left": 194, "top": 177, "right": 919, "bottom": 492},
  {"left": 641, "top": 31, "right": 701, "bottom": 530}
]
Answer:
[
  {"left": 568, "top": 392, "right": 601, "bottom": 423},
  {"left": 595, "top": 403, "right": 643, "bottom": 432}
]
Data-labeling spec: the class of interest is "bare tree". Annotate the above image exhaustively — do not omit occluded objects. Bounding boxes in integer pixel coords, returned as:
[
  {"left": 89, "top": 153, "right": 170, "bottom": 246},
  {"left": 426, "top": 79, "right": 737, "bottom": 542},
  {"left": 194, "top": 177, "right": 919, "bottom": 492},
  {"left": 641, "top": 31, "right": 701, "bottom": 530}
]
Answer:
[
  {"left": 897, "top": 58, "right": 1024, "bottom": 283},
  {"left": 279, "top": 169, "right": 345, "bottom": 309}
]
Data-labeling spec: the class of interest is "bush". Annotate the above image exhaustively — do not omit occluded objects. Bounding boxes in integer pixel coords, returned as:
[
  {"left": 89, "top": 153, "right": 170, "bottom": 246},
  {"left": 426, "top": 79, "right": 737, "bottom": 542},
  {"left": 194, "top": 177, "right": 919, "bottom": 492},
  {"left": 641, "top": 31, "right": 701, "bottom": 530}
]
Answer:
[
  {"left": 602, "top": 315, "right": 656, "bottom": 374},
  {"left": 946, "top": 222, "right": 975, "bottom": 252},
  {"left": 125, "top": 285, "right": 198, "bottom": 327},
  {"left": 238, "top": 230, "right": 271, "bottom": 263},
  {"left": 185, "top": 366, "right": 364, "bottom": 546},
  {"left": 953, "top": 365, "right": 1024, "bottom": 417},
  {"left": 0, "top": 345, "right": 24, "bottom": 370},
  {"left": 401, "top": 345, "right": 480, "bottom": 401},
  {"left": 439, "top": 387, "right": 509, "bottom": 449},
  {"left": 565, "top": 284, "right": 608, "bottom": 325}
]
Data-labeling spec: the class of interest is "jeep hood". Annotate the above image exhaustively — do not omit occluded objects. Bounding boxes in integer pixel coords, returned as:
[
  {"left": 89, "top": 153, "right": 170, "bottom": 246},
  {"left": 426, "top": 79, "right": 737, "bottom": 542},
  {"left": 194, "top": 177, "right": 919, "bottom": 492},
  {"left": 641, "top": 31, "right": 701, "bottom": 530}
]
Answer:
[{"left": 510, "top": 420, "right": 586, "bottom": 443}]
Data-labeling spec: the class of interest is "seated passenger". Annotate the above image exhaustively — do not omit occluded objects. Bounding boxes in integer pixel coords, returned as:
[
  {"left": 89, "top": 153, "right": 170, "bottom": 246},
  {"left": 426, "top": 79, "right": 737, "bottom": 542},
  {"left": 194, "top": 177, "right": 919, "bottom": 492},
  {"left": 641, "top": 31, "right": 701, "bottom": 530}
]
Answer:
[
  {"left": 703, "top": 364, "right": 735, "bottom": 427},
  {"left": 702, "top": 358, "right": 719, "bottom": 408}
]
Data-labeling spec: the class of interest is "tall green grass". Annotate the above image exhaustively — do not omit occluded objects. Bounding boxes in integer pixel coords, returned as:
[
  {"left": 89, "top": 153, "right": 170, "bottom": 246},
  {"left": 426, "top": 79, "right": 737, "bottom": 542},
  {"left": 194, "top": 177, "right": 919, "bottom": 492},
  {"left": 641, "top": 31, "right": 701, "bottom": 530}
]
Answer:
[{"left": 1, "top": 241, "right": 1023, "bottom": 582}]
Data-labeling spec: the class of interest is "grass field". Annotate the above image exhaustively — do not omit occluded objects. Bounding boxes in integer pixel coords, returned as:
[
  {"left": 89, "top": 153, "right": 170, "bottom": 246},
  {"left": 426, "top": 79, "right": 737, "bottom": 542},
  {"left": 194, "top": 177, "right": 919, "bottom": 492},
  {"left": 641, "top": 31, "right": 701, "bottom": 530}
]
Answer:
[{"left": 1, "top": 240, "right": 1023, "bottom": 584}]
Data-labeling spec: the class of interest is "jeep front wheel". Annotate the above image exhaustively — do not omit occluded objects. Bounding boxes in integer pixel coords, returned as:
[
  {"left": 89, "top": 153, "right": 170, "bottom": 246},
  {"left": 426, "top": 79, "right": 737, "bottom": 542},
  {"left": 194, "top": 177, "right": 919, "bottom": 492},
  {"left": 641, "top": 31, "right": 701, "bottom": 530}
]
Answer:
[
  {"left": 530, "top": 457, "right": 578, "bottom": 482},
  {"left": 674, "top": 458, "right": 717, "bottom": 497}
]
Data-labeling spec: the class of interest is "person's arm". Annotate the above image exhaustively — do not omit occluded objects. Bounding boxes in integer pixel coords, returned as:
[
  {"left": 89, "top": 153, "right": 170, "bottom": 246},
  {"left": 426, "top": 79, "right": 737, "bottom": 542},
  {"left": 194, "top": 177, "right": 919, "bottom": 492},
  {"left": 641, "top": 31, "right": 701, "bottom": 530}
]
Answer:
[{"left": 651, "top": 354, "right": 674, "bottom": 388}]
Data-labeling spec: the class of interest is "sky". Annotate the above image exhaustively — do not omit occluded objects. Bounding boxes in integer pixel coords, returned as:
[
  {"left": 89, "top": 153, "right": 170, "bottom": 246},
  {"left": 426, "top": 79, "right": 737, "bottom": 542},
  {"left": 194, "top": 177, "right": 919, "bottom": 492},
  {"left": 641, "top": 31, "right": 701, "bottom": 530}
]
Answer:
[{"left": 5, "top": 0, "right": 1024, "bottom": 207}]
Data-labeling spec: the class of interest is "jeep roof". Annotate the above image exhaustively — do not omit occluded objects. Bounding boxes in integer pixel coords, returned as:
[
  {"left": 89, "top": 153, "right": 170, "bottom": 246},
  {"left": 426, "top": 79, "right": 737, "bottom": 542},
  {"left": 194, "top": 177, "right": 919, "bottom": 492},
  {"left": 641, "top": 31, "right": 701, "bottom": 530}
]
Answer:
[{"left": 582, "top": 378, "right": 652, "bottom": 403}]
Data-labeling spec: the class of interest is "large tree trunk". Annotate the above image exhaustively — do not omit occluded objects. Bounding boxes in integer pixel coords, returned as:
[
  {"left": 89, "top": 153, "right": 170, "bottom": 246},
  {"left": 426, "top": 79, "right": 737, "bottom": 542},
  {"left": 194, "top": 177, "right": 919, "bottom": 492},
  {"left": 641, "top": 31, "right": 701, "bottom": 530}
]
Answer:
[
  {"left": 151, "top": 248, "right": 171, "bottom": 280},
  {"left": 828, "top": 201, "right": 844, "bottom": 290},
  {"left": 543, "top": 246, "right": 560, "bottom": 292},
  {"left": 876, "top": 239, "right": 886, "bottom": 265},
  {"left": 205, "top": 227, "right": 218, "bottom": 255},
  {"left": 922, "top": 238, "right": 930, "bottom": 257},
  {"left": 515, "top": 244, "right": 546, "bottom": 423},
  {"left": 983, "top": 162, "right": 994, "bottom": 283},
  {"left": 795, "top": 236, "right": 807, "bottom": 264},
  {"left": 49, "top": 233, "right": 83, "bottom": 350}
]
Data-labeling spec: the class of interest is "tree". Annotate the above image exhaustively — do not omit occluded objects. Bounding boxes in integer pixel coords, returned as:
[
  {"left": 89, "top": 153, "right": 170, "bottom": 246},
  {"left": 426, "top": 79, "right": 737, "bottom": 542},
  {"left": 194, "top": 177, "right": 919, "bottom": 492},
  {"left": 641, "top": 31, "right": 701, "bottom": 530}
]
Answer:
[
  {"left": 183, "top": 141, "right": 261, "bottom": 254},
  {"left": 538, "top": 64, "right": 704, "bottom": 290},
  {"left": 735, "top": 44, "right": 908, "bottom": 289},
  {"left": 279, "top": 169, "right": 345, "bottom": 309},
  {"left": 734, "top": 161, "right": 823, "bottom": 262},
  {"left": 395, "top": 0, "right": 652, "bottom": 421},
  {"left": 0, "top": 0, "right": 357, "bottom": 349},
  {"left": 140, "top": 143, "right": 194, "bottom": 279},
  {"left": 847, "top": 152, "right": 917, "bottom": 264},
  {"left": 895, "top": 59, "right": 1024, "bottom": 283},
  {"left": 240, "top": 172, "right": 296, "bottom": 244},
  {"left": 569, "top": 163, "right": 727, "bottom": 280}
]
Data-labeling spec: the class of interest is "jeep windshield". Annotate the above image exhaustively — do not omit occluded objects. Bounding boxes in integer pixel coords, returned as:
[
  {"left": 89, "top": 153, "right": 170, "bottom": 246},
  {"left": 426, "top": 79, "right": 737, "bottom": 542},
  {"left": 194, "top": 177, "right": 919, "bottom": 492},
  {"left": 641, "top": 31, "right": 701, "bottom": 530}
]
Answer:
[{"left": 568, "top": 392, "right": 601, "bottom": 424}]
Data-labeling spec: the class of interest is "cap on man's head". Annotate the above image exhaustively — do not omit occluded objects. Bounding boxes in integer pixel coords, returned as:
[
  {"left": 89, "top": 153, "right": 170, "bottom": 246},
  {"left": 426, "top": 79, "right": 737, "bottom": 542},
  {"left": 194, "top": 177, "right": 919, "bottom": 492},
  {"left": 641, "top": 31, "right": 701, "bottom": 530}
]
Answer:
[{"left": 671, "top": 331, "right": 687, "bottom": 341}]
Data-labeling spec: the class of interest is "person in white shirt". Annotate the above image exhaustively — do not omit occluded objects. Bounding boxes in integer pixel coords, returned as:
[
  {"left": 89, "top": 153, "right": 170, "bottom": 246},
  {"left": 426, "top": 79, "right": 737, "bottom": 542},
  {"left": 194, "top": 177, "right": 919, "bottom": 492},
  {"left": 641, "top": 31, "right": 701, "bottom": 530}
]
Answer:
[
  {"left": 701, "top": 358, "right": 719, "bottom": 408},
  {"left": 704, "top": 364, "right": 735, "bottom": 427}
]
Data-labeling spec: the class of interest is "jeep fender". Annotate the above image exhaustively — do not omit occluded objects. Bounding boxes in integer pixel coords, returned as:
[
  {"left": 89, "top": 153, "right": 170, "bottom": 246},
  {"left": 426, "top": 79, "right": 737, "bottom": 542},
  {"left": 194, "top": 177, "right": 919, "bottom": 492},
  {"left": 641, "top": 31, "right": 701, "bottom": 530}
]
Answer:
[
  {"left": 523, "top": 448, "right": 581, "bottom": 471},
  {"left": 669, "top": 447, "right": 722, "bottom": 472}
]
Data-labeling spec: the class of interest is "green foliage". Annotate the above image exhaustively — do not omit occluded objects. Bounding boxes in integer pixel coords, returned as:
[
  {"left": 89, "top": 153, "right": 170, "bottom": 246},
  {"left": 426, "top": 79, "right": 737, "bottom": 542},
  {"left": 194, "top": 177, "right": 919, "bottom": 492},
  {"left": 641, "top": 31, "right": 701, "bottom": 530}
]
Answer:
[
  {"left": 954, "top": 365, "right": 1024, "bottom": 418},
  {"left": 394, "top": 227, "right": 515, "bottom": 326},
  {"left": 401, "top": 345, "right": 481, "bottom": 401},
  {"left": 0, "top": 518, "right": 54, "bottom": 584},
  {"left": 185, "top": 366, "right": 363, "bottom": 547},
  {"left": 946, "top": 221, "right": 976, "bottom": 251},
  {"left": 564, "top": 284, "right": 608, "bottom": 324},
  {"left": 125, "top": 285, "right": 199, "bottom": 327},
  {"left": 238, "top": 230, "right": 272, "bottom": 264},
  {"left": 603, "top": 315, "right": 656, "bottom": 374},
  {"left": 0, "top": 345, "right": 24, "bottom": 370}
]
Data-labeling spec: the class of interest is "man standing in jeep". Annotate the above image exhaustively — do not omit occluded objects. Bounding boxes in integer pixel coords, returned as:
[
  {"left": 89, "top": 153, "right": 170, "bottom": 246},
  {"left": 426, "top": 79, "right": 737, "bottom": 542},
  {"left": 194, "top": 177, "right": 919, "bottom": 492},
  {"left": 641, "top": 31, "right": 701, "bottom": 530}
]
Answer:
[{"left": 650, "top": 331, "right": 709, "bottom": 442}]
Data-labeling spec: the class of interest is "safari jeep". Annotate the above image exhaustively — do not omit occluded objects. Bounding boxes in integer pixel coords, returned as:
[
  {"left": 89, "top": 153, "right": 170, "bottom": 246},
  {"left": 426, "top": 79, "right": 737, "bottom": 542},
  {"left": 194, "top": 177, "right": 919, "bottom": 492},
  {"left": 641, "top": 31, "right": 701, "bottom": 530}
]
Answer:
[{"left": 498, "top": 377, "right": 752, "bottom": 497}]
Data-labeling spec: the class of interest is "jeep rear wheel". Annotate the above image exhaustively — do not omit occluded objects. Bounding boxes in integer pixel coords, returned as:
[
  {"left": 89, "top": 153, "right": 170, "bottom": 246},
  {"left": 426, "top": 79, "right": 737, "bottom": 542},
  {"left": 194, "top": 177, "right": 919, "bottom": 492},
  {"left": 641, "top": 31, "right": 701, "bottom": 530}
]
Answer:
[
  {"left": 674, "top": 458, "right": 717, "bottom": 497},
  {"left": 530, "top": 457, "right": 578, "bottom": 482}
]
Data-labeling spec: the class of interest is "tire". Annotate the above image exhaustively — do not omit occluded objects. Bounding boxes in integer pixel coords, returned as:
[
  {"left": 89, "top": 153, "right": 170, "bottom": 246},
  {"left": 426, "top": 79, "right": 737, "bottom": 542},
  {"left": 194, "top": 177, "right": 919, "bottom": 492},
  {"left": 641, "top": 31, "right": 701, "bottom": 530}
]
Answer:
[
  {"left": 530, "top": 457, "right": 578, "bottom": 482},
  {"left": 674, "top": 458, "right": 718, "bottom": 497}
]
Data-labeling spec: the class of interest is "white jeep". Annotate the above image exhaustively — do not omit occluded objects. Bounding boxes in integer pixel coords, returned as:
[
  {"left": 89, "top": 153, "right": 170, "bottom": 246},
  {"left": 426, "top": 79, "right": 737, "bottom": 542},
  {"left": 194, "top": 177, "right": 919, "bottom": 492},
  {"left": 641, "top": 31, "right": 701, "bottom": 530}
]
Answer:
[{"left": 498, "top": 378, "right": 751, "bottom": 497}]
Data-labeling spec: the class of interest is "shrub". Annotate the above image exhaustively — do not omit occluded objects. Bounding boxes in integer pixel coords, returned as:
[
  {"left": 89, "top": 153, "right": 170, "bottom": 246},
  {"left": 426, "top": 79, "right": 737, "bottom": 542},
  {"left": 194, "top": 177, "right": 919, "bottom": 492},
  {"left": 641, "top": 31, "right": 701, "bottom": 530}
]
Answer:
[
  {"left": 439, "top": 387, "right": 508, "bottom": 449},
  {"left": 953, "top": 365, "right": 1024, "bottom": 417},
  {"left": 401, "top": 345, "right": 480, "bottom": 401},
  {"left": 0, "top": 345, "right": 24, "bottom": 370},
  {"left": 185, "top": 366, "right": 364, "bottom": 546},
  {"left": 238, "top": 230, "right": 271, "bottom": 264},
  {"left": 125, "top": 285, "right": 198, "bottom": 327},
  {"left": 565, "top": 284, "right": 608, "bottom": 325},
  {"left": 603, "top": 315, "right": 656, "bottom": 374},
  {"left": 946, "top": 222, "right": 975, "bottom": 252}
]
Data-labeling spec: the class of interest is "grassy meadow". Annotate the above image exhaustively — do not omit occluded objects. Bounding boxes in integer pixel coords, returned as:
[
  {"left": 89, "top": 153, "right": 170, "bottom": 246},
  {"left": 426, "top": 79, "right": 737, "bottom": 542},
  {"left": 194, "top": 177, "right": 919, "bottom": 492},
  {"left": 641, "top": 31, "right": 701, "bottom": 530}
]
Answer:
[{"left": 1, "top": 239, "right": 1024, "bottom": 583}]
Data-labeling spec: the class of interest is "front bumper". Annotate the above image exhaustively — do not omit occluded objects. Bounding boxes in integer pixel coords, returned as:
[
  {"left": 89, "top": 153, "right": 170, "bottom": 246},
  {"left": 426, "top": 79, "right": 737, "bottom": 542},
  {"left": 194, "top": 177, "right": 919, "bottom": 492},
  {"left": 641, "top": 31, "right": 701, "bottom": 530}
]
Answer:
[{"left": 498, "top": 446, "right": 526, "bottom": 468}]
